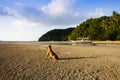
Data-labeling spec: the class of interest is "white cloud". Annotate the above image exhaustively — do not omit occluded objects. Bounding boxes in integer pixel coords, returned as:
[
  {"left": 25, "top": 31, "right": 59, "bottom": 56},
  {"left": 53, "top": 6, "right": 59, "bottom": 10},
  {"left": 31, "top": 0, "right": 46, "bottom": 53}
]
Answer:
[
  {"left": 41, "top": 0, "right": 76, "bottom": 16},
  {"left": 12, "top": 19, "right": 40, "bottom": 27},
  {"left": 88, "top": 8, "right": 105, "bottom": 18},
  {"left": 0, "top": 1, "right": 82, "bottom": 28},
  {"left": 35, "top": 0, "right": 82, "bottom": 27}
]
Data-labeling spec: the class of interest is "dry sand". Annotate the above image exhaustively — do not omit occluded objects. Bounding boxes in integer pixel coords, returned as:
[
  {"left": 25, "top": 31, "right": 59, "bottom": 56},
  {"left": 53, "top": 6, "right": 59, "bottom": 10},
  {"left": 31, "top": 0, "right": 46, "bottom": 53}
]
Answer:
[{"left": 0, "top": 43, "right": 120, "bottom": 80}]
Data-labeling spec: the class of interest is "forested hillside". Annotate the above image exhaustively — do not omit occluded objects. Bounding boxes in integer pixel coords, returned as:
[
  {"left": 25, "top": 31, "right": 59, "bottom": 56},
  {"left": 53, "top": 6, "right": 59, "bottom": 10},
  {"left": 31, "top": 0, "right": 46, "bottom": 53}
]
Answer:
[
  {"left": 68, "top": 11, "right": 120, "bottom": 41},
  {"left": 38, "top": 28, "right": 75, "bottom": 41},
  {"left": 38, "top": 11, "right": 120, "bottom": 41}
]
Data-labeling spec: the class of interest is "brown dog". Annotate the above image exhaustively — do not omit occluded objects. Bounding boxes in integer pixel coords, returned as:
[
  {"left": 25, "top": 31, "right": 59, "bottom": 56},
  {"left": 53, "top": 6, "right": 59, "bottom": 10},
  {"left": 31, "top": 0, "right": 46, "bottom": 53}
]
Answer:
[{"left": 45, "top": 45, "right": 59, "bottom": 60}]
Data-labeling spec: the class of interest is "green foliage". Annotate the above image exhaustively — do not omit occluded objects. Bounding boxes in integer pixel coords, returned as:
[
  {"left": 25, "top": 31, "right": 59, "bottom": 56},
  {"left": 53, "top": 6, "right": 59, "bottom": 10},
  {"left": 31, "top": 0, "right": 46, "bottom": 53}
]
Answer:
[
  {"left": 68, "top": 11, "right": 120, "bottom": 41},
  {"left": 38, "top": 28, "right": 75, "bottom": 41},
  {"left": 116, "top": 35, "right": 120, "bottom": 40},
  {"left": 38, "top": 11, "right": 120, "bottom": 41}
]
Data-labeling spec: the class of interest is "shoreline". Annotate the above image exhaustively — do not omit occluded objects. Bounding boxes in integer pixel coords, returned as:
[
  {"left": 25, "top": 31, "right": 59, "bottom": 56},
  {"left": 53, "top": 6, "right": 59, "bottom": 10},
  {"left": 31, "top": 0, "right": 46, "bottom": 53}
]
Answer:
[{"left": 1, "top": 40, "right": 120, "bottom": 44}]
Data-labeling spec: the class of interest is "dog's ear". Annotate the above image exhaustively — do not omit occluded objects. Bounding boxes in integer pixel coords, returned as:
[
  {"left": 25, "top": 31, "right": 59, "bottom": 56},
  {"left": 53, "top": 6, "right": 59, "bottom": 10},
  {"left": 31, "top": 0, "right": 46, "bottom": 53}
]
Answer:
[{"left": 48, "top": 45, "right": 51, "bottom": 47}]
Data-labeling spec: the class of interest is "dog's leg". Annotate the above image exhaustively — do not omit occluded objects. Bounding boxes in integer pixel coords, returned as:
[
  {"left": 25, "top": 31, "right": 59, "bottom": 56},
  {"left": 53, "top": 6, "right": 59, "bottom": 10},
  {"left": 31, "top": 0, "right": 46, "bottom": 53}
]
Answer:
[
  {"left": 45, "top": 51, "right": 49, "bottom": 59},
  {"left": 53, "top": 57, "right": 57, "bottom": 61},
  {"left": 47, "top": 55, "right": 51, "bottom": 59}
]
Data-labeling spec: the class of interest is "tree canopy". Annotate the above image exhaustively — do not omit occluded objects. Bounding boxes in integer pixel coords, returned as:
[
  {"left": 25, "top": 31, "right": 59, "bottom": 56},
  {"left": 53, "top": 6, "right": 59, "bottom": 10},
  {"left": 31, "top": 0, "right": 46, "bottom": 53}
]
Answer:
[{"left": 68, "top": 11, "right": 120, "bottom": 41}]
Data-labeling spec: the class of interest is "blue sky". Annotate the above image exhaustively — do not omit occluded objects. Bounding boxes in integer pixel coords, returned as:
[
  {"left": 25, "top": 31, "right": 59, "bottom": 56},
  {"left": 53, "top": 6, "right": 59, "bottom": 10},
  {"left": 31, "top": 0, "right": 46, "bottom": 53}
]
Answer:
[{"left": 0, "top": 0, "right": 120, "bottom": 41}]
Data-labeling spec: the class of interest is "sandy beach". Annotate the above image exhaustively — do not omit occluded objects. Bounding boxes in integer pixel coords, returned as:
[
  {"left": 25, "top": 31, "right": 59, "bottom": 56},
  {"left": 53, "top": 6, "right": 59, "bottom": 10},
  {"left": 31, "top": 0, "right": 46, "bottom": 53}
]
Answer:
[{"left": 0, "top": 42, "right": 120, "bottom": 80}]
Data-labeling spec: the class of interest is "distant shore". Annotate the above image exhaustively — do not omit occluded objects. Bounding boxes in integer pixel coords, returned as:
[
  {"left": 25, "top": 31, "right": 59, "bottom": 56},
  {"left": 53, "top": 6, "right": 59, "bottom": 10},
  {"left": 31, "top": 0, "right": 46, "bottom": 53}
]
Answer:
[{"left": 1, "top": 40, "right": 120, "bottom": 45}]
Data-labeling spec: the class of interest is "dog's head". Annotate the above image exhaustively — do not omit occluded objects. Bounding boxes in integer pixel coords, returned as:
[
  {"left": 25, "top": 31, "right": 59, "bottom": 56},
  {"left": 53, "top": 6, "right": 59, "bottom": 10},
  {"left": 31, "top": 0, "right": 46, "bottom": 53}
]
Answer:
[{"left": 47, "top": 45, "right": 51, "bottom": 49}]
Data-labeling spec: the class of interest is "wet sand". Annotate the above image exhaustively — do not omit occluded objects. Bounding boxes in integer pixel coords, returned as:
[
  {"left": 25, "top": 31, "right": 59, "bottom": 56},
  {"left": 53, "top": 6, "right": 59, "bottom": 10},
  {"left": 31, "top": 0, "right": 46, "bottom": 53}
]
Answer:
[{"left": 0, "top": 43, "right": 120, "bottom": 80}]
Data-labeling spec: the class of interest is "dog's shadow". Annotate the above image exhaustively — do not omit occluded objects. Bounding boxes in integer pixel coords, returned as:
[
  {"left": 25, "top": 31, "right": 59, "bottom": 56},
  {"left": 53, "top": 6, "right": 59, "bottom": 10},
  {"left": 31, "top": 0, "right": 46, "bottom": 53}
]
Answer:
[{"left": 59, "top": 56, "right": 98, "bottom": 60}]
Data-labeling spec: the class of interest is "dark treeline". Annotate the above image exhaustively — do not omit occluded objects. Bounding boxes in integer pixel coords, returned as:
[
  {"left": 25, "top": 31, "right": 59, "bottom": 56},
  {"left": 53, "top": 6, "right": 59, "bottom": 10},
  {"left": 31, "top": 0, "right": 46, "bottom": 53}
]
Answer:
[
  {"left": 38, "top": 11, "right": 120, "bottom": 41},
  {"left": 38, "top": 28, "right": 75, "bottom": 41}
]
